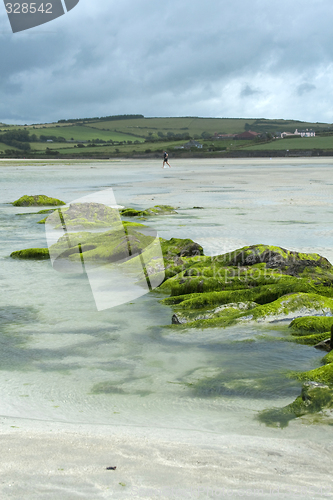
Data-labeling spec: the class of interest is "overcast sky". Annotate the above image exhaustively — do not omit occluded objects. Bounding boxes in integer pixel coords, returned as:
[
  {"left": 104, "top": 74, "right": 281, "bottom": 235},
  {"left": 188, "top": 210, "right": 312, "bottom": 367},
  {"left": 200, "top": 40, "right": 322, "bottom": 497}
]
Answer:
[{"left": 1, "top": 0, "right": 333, "bottom": 124}]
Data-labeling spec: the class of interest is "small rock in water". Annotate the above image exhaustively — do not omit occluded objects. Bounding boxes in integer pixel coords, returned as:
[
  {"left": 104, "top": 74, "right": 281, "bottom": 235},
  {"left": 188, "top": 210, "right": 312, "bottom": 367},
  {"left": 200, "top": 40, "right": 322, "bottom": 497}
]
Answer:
[{"left": 172, "top": 314, "right": 186, "bottom": 324}]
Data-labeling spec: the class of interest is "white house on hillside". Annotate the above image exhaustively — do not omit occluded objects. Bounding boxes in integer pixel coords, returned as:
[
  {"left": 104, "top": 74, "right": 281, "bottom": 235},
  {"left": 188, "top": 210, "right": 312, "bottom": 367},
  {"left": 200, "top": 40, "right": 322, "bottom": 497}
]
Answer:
[
  {"left": 297, "top": 128, "right": 315, "bottom": 137},
  {"left": 278, "top": 128, "right": 315, "bottom": 138}
]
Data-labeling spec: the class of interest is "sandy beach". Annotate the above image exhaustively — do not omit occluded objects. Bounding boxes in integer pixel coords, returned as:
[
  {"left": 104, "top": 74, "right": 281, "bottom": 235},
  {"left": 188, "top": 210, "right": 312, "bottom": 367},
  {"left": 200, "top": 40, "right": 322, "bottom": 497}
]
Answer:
[
  {"left": 1, "top": 418, "right": 333, "bottom": 500},
  {"left": 1, "top": 158, "right": 333, "bottom": 499}
]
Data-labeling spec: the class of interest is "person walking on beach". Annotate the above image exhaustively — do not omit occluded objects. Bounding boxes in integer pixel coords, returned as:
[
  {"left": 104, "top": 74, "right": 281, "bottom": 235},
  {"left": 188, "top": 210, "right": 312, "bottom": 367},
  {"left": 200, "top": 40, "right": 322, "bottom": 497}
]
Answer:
[{"left": 162, "top": 151, "right": 171, "bottom": 168}]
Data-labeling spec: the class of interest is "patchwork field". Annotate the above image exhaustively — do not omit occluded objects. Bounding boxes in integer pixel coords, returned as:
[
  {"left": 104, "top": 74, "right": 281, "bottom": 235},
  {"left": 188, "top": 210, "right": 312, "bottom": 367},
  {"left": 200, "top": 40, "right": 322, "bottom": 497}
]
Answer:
[
  {"left": 1, "top": 115, "right": 333, "bottom": 158},
  {"left": 75, "top": 116, "right": 330, "bottom": 138},
  {"left": 244, "top": 136, "right": 333, "bottom": 151},
  {"left": 30, "top": 125, "right": 144, "bottom": 143}
]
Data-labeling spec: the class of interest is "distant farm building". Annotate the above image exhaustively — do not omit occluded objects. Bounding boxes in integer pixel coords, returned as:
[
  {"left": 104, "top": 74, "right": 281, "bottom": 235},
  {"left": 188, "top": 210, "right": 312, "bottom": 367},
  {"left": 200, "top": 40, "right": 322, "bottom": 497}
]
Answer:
[
  {"left": 298, "top": 128, "right": 315, "bottom": 137},
  {"left": 233, "top": 130, "right": 260, "bottom": 140}
]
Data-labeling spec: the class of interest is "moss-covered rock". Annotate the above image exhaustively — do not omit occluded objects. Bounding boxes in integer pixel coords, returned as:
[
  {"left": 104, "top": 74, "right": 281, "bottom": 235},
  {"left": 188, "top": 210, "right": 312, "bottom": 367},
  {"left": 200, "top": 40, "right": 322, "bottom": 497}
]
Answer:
[
  {"left": 160, "top": 243, "right": 333, "bottom": 299},
  {"left": 213, "top": 244, "right": 332, "bottom": 276},
  {"left": 120, "top": 205, "right": 177, "bottom": 218},
  {"left": 161, "top": 243, "right": 333, "bottom": 334},
  {"left": 161, "top": 237, "right": 203, "bottom": 260},
  {"left": 168, "top": 293, "right": 333, "bottom": 329},
  {"left": 289, "top": 316, "right": 333, "bottom": 334},
  {"left": 289, "top": 331, "right": 330, "bottom": 346},
  {"left": 16, "top": 208, "right": 56, "bottom": 218},
  {"left": 45, "top": 203, "right": 163, "bottom": 230},
  {"left": 10, "top": 248, "right": 50, "bottom": 259},
  {"left": 259, "top": 344, "right": 333, "bottom": 426},
  {"left": 250, "top": 293, "right": 333, "bottom": 322},
  {"left": 7, "top": 228, "right": 202, "bottom": 280},
  {"left": 172, "top": 301, "right": 258, "bottom": 324},
  {"left": 120, "top": 208, "right": 148, "bottom": 217},
  {"left": 45, "top": 202, "right": 122, "bottom": 230},
  {"left": 12, "top": 195, "right": 65, "bottom": 207},
  {"left": 49, "top": 225, "right": 156, "bottom": 268},
  {"left": 258, "top": 382, "right": 333, "bottom": 428},
  {"left": 294, "top": 354, "right": 333, "bottom": 386},
  {"left": 145, "top": 205, "right": 177, "bottom": 215}
]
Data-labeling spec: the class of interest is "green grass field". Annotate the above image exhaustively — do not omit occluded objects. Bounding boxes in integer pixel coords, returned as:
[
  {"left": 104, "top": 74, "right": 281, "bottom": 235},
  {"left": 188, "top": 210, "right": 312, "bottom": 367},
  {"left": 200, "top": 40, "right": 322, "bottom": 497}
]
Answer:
[
  {"left": 30, "top": 125, "right": 143, "bottom": 142},
  {"left": 35, "top": 138, "right": 185, "bottom": 154},
  {"left": 243, "top": 136, "right": 333, "bottom": 151},
  {"left": 0, "top": 142, "right": 19, "bottom": 151},
  {"left": 71, "top": 116, "right": 330, "bottom": 138},
  {"left": 88, "top": 117, "right": 250, "bottom": 136}
]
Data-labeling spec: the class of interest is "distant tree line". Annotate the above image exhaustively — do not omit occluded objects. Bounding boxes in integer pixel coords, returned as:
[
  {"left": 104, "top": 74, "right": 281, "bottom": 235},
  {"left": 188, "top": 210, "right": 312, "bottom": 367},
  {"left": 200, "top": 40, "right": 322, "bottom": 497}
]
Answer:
[
  {"left": 40, "top": 134, "right": 66, "bottom": 142},
  {"left": 57, "top": 114, "right": 144, "bottom": 124},
  {"left": 0, "top": 130, "right": 35, "bottom": 151}
]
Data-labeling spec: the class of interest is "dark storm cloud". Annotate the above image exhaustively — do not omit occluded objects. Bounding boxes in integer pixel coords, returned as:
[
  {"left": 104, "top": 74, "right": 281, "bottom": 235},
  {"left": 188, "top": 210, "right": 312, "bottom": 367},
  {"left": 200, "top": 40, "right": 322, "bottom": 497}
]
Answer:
[{"left": 1, "top": 0, "right": 333, "bottom": 123}]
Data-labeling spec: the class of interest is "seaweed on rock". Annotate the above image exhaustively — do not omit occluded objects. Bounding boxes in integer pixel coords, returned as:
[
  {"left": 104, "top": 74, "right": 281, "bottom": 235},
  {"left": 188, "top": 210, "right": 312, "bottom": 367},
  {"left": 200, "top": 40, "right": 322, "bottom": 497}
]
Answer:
[
  {"left": 10, "top": 248, "right": 50, "bottom": 259},
  {"left": 258, "top": 382, "right": 333, "bottom": 428},
  {"left": 120, "top": 205, "right": 177, "bottom": 217},
  {"left": 289, "top": 316, "right": 333, "bottom": 334},
  {"left": 12, "top": 195, "right": 65, "bottom": 206}
]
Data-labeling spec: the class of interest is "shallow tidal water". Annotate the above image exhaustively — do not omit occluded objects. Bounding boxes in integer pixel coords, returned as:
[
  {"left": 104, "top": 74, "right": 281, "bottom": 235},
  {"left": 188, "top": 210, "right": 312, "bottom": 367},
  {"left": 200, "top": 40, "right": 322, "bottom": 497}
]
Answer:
[{"left": 1, "top": 159, "right": 333, "bottom": 497}]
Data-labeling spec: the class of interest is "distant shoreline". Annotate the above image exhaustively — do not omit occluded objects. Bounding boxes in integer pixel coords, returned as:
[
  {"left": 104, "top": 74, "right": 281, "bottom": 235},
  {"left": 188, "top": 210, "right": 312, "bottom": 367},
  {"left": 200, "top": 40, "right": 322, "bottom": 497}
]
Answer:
[{"left": 2, "top": 149, "right": 333, "bottom": 160}]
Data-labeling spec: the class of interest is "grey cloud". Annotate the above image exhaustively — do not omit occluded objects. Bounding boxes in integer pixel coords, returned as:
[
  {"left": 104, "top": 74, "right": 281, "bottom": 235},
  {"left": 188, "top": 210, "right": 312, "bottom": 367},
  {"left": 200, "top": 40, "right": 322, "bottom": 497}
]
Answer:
[
  {"left": 240, "top": 85, "right": 262, "bottom": 98},
  {"left": 1, "top": 0, "right": 333, "bottom": 123},
  {"left": 297, "top": 83, "right": 316, "bottom": 96}
]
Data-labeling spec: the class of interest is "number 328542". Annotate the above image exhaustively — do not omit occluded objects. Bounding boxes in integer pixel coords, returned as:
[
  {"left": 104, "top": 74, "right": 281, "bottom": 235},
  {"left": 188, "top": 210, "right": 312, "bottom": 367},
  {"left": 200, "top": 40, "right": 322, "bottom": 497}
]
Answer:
[{"left": 5, "top": 3, "right": 53, "bottom": 14}]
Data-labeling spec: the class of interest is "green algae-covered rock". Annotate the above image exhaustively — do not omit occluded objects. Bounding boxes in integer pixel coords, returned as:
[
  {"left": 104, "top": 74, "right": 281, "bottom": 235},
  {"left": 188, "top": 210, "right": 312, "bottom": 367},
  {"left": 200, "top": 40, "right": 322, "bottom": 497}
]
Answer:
[
  {"left": 161, "top": 244, "right": 333, "bottom": 330},
  {"left": 120, "top": 208, "right": 148, "bottom": 217},
  {"left": 161, "top": 238, "right": 203, "bottom": 260},
  {"left": 8, "top": 227, "right": 201, "bottom": 278},
  {"left": 260, "top": 338, "right": 333, "bottom": 427},
  {"left": 10, "top": 248, "right": 50, "bottom": 259},
  {"left": 289, "top": 331, "right": 331, "bottom": 346},
  {"left": 146, "top": 205, "right": 177, "bottom": 215},
  {"left": 214, "top": 244, "right": 332, "bottom": 275},
  {"left": 45, "top": 202, "right": 160, "bottom": 230},
  {"left": 289, "top": 316, "right": 333, "bottom": 334},
  {"left": 294, "top": 350, "right": 333, "bottom": 386},
  {"left": 258, "top": 382, "right": 333, "bottom": 428},
  {"left": 49, "top": 226, "right": 156, "bottom": 268},
  {"left": 248, "top": 293, "right": 333, "bottom": 322},
  {"left": 121, "top": 205, "right": 177, "bottom": 217},
  {"left": 12, "top": 195, "right": 65, "bottom": 207},
  {"left": 172, "top": 301, "right": 257, "bottom": 324},
  {"left": 45, "top": 202, "right": 121, "bottom": 230},
  {"left": 160, "top": 238, "right": 204, "bottom": 280},
  {"left": 167, "top": 293, "right": 333, "bottom": 330},
  {"left": 160, "top": 243, "right": 333, "bottom": 298}
]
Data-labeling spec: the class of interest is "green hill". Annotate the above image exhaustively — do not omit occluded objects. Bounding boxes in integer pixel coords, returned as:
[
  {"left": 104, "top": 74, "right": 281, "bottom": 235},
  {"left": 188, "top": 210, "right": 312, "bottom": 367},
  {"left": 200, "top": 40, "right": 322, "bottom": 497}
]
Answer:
[{"left": 1, "top": 115, "right": 332, "bottom": 159}]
